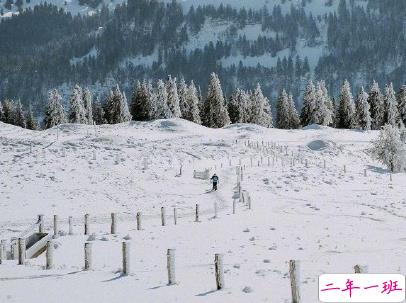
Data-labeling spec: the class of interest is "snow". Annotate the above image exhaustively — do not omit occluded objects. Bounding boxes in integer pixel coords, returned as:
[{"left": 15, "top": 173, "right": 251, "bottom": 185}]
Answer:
[
  {"left": 70, "top": 47, "right": 98, "bottom": 66},
  {"left": 0, "top": 119, "right": 405, "bottom": 302}
]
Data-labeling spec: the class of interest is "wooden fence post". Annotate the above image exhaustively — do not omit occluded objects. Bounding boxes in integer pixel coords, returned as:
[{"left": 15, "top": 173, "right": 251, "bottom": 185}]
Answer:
[
  {"left": 233, "top": 199, "right": 236, "bottom": 214},
  {"left": 18, "top": 238, "right": 25, "bottom": 265},
  {"left": 167, "top": 249, "right": 176, "bottom": 285},
  {"left": 323, "top": 159, "right": 326, "bottom": 169},
  {"left": 46, "top": 241, "right": 54, "bottom": 270},
  {"left": 136, "top": 212, "right": 142, "bottom": 230},
  {"left": 173, "top": 208, "right": 177, "bottom": 225},
  {"left": 214, "top": 254, "right": 224, "bottom": 290},
  {"left": 68, "top": 216, "right": 73, "bottom": 235},
  {"left": 0, "top": 240, "right": 4, "bottom": 264},
  {"left": 84, "top": 242, "right": 92, "bottom": 270},
  {"left": 53, "top": 215, "right": 59, "bottom": 239},
  {"left": 122, "top": 242, "right": 130, "bottom": 275},
  {"left": 38, "top": 214, "right": 44, "bottom": 233},
  {"left": 195, "top": 204, "right": 200, "bottom": 222},
  {"left": 111, "top": 213, "right": 117, "bottom": 234},
  {"left": 84, "top": 214, "right": 90, "bottom": 235},
  {"left": 364, "top": 169, "right": 367, "bottom": 177},
  {"left": 161, "top": 207, "right": 166, "bottom": 226},
  {"left": 289, "top": 260, "right": 300, "bottom": 303},
  {"left": 247, "top": 194, "right": 252, "bottom": 210}
]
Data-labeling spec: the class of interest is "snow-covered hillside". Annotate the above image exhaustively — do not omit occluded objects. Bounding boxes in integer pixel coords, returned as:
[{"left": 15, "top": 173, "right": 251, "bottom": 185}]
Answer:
[{"left": 0, "top": 119, "right": 404, "bottom": 303}]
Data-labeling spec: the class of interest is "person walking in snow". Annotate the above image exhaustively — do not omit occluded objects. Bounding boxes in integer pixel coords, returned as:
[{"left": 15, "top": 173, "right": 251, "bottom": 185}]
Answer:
[{"left": 210, "top": 173, "right": 219, "bottom": 191}]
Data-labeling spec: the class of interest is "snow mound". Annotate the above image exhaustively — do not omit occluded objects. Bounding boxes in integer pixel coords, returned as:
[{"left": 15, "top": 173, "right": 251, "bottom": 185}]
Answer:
[
  {"left": 307, "top": 140, "right": 330, "bottom": 151},
  {"left": 302, "top": 124, "right": 329, "bottom": 131}
]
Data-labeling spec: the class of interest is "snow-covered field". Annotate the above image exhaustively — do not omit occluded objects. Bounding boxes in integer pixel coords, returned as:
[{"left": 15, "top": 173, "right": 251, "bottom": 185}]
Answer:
[{"left": 0, "top": 119, "right": 405, "bottom": 303}]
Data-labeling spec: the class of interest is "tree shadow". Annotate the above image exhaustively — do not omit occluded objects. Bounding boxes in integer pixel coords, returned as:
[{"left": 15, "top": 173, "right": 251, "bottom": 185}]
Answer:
[{"left": 366, "top": 165, "right": 390, "bottom": 174}]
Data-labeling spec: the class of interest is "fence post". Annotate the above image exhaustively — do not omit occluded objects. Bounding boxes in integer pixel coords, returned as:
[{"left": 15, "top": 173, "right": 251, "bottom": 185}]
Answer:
[
  {"left": 53, "top": 215, "right": 59, "bottom": 239},
  {"left": 214, "top": 254, "right": 224, "bottom": 290},
  {"left": 289, "top": 260, "right": 300, "bottom": 303},
  {"left": 111, "top": 213, "right": 117, "bottom": 234},
  {"left": 247, "top": 194, "right": 252, "bottom": 210},
  {"left": 343, "top": 165, "right": 346, "bottom": 173},
  {"left": 233, "top": 199, "right": 236, "bottom": 214},
  {"left": 364, "top": 169, "right": 367, "bottom": 177},
  {"left": 323, "top": 159, "right": 326, "bottom": 169},
  {"left": 122, "top": 242, "right": 130, "bottom": 275},
  {"left": 0, "top": 240, "right": 4, "bottom": 264},
  {"left": 214, "top": 202, "right": 218, "bottom": 219},
  {"left": 161, "top": 207, "right": 166, "bottom": 226},
  {"left": 46, "top": 241, "right": 54, "bottom": 270},
  {"left": 136, "top": 212, "right": 142, "bottom": 230},
  {"left": 173, "top": 208, "right": 177, "bottom": 225},
  {"left": 18, "top": 238, "right": 25, "bottom": 265},
  {"left": 38, "top": 214, "right": 44, "bottom": 233},
  {"left": 68, "top": 216, "right": 73, "bottom": 235},
  {"left": 195, "top": 204, "right": 200, "bottom": 222},
  {"left": 84, "top": 242, "right": 92, "bottom": 270},
  {"left": 84, "top": 214, "right": 90, "bottom": 235},
  {"left": 11, "top": 240, "right": 18, "bottom": 260},
  {"left": 167, "top": 249, "right": 176, "bottom": 285},
  {"left": 354, "top": 264, "right": 362, "bottom": 273}
]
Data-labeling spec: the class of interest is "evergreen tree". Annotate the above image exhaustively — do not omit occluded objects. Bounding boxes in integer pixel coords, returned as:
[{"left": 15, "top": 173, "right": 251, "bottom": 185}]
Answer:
[
  {"left": 69, "top": 85, "right": 86, "bottom": 124},
  {"left": 2, "top": 99, "right": 14, "bottom": 125},
  {"left": 178, "top": 78, "right": 189, "bottom": 119},
  {"left": 131, "top": 80, "right": 151, "bottom": 121},
  {"left": 44, "top": 89, "right": 66, "bottom": 129},
  {"left": 166, "top": 76, "right": 181, "bottom": 118},
  {"left": 319, "top": 80, "right": 334, "bottom": 126},
  {"left": 336, "top": 80, "right": 356, "bottom": 129},
  {"left": 104, "top": 85, "right": 132, "bottom": 124},
  {"left": 356, "top": 86, "right": 371, "bottom": 130},
  {"left": 288, "top": 94, "right": 300, "bottom": 129},
  {"left": 276, "top": 89, "right": 291, "bottom": 129},
  {"left": 249, "top": 84, "right": 273, "bottom": 127},
  {"left": 14, "top": 100, "right": 26, "bottom": 128},
  {"left": 368, "top": 81, "right": 385, "bottom": 130},
  {"left": 26, "top": 104, "right": 38, "bottom": 130},
  {"left": 83, "top": 88, "right": 93, "bottom": 125},
  {"left": 0, "top": 101, "right": 4, "bottom": 122},
  {"left": 202, "top": 73, "right": 230, "bottom": 128},
  {"left": 384, "top": 83, "right": 400, "bottom": 127},
  {"left": 153, "top": 79, "right": 172, "bottom": 119},
  {"left": 301, "top": 80, "right": 317, "bottom": 126},
  {"left": 228, "top": 88, "right": 248, "bottom": 124},
  {"left": 397, "top": 85, "right": 406, "bottom": 127},
  {"left": 184, "top": 81, "right": 201, "bottom": 124},
  {"left": 92, "top": 97, "right": 106, "bottom": 125}
]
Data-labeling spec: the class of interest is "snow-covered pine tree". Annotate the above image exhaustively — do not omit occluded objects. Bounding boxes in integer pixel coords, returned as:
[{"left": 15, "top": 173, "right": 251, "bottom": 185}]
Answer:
[
  {"left": 69, "top": 85, "right": 86, "bottom": 124},
  {"left": 202, "top": 73, "right": 230, "bottom": 128},
  {"left": 356, "top": 86, "right": 371, "bottom": 130},
  {"left": 368, "top": 81, "right": 385, "bottom": 130},
  {"left": 178, "top": 78, "right": 189, "bottom": 119},
  {"left": 83, "top": 88, "right": 93, "bottom": 125},
  {"left": 1, "top": 99, "right": 14, "bottom": 124},
  {"left": 397, "top": 85, "right": 406, "bottom": 127},
  {"left": 104, "top": 85, "right": 132, "bottom": 124},
  {"left": 288, "top": 94, "right": 300, "bottom": 129},
  {"left": 131, "top": 80, "right": 151, "bottom": 121},
  {"left": 166, "top": 76, "right": 181, "bottom": 118},
  {"left": 336, "top": 80, "right": 356, "bottom": 129},
  {"left": 313, "top": 82, "right": 330, "bottom": 125},
  {"left": 384, "top": 83, "right": 401, "bottom": 127},
  {"left": 228, "top": 88, "right": 248, "bottom": 124},
  {"left": 276, "top": 89, "right": 291, "bottom": 129},
  {"left": 301, "top": 80, "right": 317, "bottom": 126},
  {"left": 26, "top": 104, "right": 38, "bottom": 130},
  {"left": 319, "top": 80, "right": 334, "bottom": 126},
  {"left": 92, "top": 96, "right": 106, "bottom": 125},
  {"left": 14, "top": 100, "right": 26, "bottom": 128},
  {"left": 44, "top": 89, "right": 66, "bottom": 129},
  {"left": 0, "top": 101, "right": 4, "bottom": 122},
  {"left": 153, "top": 79, "right": 172, "bottom": 119},
  {"left": 371, "top": 124, "right": 406, "bottom": 172},
  {"left": 248, "top": 83, "right": 273, "bottom": 127},
  {"left": 184, "top": 81, "right": 201, "bottom": 124}
]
